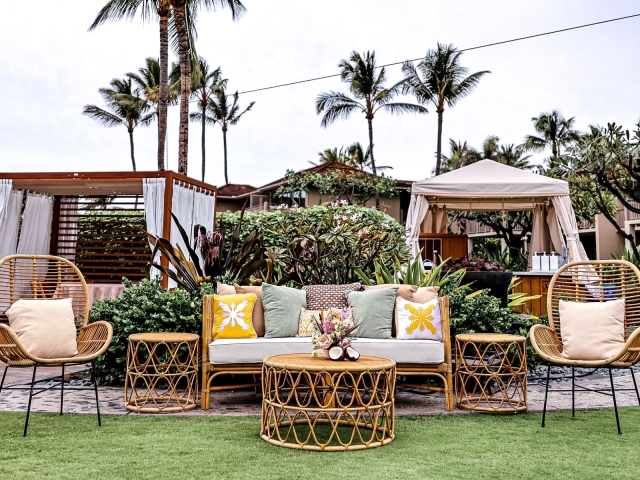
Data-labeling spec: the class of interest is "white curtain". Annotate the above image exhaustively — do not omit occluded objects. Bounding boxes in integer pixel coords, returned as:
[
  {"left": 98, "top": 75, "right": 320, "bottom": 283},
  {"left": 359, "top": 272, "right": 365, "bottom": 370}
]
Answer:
[
  {"left": 16, "top": 192, "right": 53, "bottom": 255},
  {"left": 405, "top": 194, "right": 430, "bottom": 257},
  {"left": 169, "top": 184, "right": 196, "bottom": 288},
  {"left": 0, "top": 190, "right": 23, "bottom": 259},
  {"left": 0, "top": 179, "right": 12, "bottom": 232},
  {"left": 552, "top": 195, "right": 589, "bottom": 263},
  {"left": 142, "top": 178, "right": 166, "bottom": 278},
  {"left": 57, "top": 197, "right": 79, "bottom": 262}
]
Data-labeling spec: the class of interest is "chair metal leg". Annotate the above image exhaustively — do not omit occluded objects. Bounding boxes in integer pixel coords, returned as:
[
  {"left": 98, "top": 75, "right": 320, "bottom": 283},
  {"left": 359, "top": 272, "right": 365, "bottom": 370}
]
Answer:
[
  {"left": 60, "top": 364, "right": 65, "bottom": 415},
  {"left": 571, "top": 366, "right": 575, "bottom": 417},
  {"left": 0, "top": 365, "right": 7, "bottom": 394},
  {"left": 542, "top": 365, "right": 551, "bottom": 428},
  {"left": 24, "top": 365, "right": 37, "bottom": 437},
  {"left": 609, "top": 368, "right": 622, "bottom": 435},
  {"left": 91, "top": 362, "right": 101, "bottom": 427},
  {"left": 630, "top": 368, "right": 640, "bottom": 407}
]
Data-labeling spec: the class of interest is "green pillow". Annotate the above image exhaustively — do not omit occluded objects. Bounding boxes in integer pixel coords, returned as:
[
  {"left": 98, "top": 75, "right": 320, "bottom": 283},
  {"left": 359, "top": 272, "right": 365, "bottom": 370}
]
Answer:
[
  {"left": 262, "top": 283, "right": 307, "bottom": 338},
  {"left": 346, "top": 287, "right": 399, "bottom": 339}
]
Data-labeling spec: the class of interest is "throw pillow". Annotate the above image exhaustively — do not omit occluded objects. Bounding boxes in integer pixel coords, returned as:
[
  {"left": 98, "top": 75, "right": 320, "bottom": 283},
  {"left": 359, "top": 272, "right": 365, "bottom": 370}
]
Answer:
[
  {"left": 364, "top": 284, "right": 417, "bottom": 301},
  {"left": 413, "top": 286, "right": 440, "bottom": 304},
  {"left": 346, "top": 287, "right": 398, "bottom": 339},
  {"left": 234, "top": 285, "right": 265, "bottom": 337},
  {"left": 559, "top": 299, "right": 625, "bottom": 361},
  {"left": 395, "top": 297, "right": 442, "bottom": 341},
  {"left": 212, "top": 293, "right": 258, "bottom": 340},
  {"left": 6, "top": 298, "right": 78, "bottom": 359},
  {"left": 262, "top": 283, "right": 307, "bottom": 338},
  {"left": 297, "top": 307, "right": 354, "bottom": 337},
  {"left": 216, "top": 282, "right": 236, "bottom": 296},
  {"left": 303, "top": 283, "right": 361, "bottom": 310}
]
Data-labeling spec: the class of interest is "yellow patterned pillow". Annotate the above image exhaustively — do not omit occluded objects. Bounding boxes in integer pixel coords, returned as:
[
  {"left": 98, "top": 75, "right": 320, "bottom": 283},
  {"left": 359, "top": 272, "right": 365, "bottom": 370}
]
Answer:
[
  {"left": 212, "top": 293, "right": 258, "bottom": 339},
  {"left": 297, "top": 309, "right": 321, "bottom": 337},
  {"left": 395, "top": 298, "right": 442, "bottom": 341}
]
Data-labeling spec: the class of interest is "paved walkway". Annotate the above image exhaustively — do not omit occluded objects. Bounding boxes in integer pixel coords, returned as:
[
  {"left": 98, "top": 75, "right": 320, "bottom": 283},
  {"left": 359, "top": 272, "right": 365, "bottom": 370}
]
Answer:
[{"left": 1, "top": 362, "right": 638, "bottom": 417}]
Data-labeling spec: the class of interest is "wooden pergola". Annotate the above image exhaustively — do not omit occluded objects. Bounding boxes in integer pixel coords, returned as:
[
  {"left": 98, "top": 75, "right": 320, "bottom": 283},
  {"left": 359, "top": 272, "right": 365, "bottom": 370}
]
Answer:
[{"left": 0, "top": 171, "right": 217, "bottom": 287}]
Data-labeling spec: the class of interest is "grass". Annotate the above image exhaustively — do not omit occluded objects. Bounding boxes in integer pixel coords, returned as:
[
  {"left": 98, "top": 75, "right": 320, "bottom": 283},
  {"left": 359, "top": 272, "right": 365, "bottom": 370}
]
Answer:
[{"left": 0, "top": 409, "right": 639, "bottom": 479}]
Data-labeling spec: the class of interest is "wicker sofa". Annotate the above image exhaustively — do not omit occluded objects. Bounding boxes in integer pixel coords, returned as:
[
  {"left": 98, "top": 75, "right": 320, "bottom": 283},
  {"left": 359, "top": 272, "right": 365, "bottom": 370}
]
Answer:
[{"left": 201, "top": 294, "right": 453, "bottom": 411}]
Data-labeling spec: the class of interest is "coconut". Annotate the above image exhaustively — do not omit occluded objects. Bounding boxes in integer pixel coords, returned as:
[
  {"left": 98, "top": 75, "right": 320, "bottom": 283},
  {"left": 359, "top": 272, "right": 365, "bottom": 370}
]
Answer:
[
  {"left": 328, "top": 345, "right": 345, "bottom": 361},
  {"left": 344, "top": 346, "right": 360, "bottom": 361}
]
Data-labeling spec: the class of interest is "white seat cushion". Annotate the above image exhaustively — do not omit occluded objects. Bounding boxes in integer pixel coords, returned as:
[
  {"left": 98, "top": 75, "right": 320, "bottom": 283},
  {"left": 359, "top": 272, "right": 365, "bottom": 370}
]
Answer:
[{"left": 208, "top": 337, "right": 444, "bottom": 365}]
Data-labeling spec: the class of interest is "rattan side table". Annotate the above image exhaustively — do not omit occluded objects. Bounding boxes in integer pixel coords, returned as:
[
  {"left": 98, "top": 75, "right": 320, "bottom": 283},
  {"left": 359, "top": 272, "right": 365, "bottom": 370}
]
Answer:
[
  {"left": 261, "top": 354, "right": 396, "bottom": 451},
  {"left": 455, "top": 333, "right": 527, "bottom": 412},
  {"left": 125, "top": 332, "right": 199, "bottom": 413}
]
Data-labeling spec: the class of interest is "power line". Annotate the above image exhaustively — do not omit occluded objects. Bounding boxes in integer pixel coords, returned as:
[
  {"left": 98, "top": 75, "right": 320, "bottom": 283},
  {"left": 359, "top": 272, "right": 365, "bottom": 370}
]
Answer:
[{"left": 234, "top": 13, "right": 640, "bottom": 96}]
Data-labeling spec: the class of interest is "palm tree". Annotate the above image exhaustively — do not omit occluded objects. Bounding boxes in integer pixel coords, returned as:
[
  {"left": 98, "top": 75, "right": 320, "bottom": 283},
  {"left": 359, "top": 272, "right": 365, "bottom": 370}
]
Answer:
[
  {"left": 401, "top": 44, "right": 490, "bottom": 176},
  {"left": 126, "top": 57, "right": 181, "bottom": 119},
  {"left": 521, "top": 110, "right": 580, "bottom": 169},
  {"left": 316, "top": 147, "right": 350, "bottom": 165},
  {"left": 438, "top": 139, "right": 481, "bottom": 174},
  {"left": 316, "top": 51, "right": 427, "bottom": 206},
  {"left": 170, "top": 0, "right": 246, "bottom": 176},
  {"left": 496, "top": 144, "right": 533, "bottom": 169},
  {"left": 312, "top": 142, "right": 391, "bottom": 173},
  {"left": 189, "top": 58, "right": 227, "bottom": 181},
  {"left": 192, "top": 87, "right": 254, "bottom": 184},
  {"left": 83, "top": 78, "right": 154, "bottom": 171}
]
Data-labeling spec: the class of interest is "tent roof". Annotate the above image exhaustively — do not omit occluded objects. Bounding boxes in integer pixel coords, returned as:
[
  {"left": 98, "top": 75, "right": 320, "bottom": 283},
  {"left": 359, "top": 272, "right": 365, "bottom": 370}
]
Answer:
[{"left": 411, "top": 160, "right": 569, "bottom": 198}]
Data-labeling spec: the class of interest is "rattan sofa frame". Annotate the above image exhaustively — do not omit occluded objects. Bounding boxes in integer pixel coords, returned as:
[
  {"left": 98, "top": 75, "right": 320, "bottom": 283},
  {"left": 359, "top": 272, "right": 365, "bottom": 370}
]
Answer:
[
  {"left": 0, "top": 255, "right": 113, "bottom": 435},
  {"left": 530, "top": 260, "right": 640, "bottom": 434},
  {"left": 201, "top": 295, "right": 453, "bottom": 411}
]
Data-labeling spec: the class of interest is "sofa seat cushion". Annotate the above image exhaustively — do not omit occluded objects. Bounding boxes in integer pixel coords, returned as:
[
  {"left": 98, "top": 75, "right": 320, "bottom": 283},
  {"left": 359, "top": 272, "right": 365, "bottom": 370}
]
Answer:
[{"left": 208, "top": 337, "right": 444, "bottom": 365}]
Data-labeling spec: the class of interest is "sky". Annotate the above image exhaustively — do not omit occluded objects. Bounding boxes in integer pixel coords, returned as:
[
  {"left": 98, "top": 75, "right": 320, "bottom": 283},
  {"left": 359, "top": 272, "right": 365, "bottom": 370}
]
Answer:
[{"left": 1, "top": 1, "right": 639, "bottom": 188}]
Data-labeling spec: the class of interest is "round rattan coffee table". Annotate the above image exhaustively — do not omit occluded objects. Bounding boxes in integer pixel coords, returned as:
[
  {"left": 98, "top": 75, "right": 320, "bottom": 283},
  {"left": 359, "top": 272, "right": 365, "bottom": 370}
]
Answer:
[
  {"left": 125, "top": 332, "right": 199, "bottom": 413},
  {"left": 455, "top": 333, "right": 527, "bottom": 412},
  {"left": 261, "top": 354, "right": 396, "bottom": 451}
]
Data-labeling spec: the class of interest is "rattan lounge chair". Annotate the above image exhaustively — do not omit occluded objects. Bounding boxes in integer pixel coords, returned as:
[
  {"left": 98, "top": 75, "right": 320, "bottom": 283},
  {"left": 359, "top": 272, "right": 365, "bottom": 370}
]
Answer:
[
  {"left": 0, "top": 255, "right": 113, "bottom": 435},
  {"left": 530, "top": 260, "right": 640, "bottom": 434}
]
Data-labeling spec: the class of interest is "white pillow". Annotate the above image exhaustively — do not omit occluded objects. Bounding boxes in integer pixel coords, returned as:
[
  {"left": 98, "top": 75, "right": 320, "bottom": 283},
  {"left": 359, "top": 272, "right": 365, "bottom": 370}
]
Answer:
[
  {"left": 559, "top": 299, "right": 625, "bottom": 361},
  {"left": 395, "top": 297, "right": 442, "bottom": 341},
  {"left": 6, "top": 298, "right": 78, "bottom": 359}
]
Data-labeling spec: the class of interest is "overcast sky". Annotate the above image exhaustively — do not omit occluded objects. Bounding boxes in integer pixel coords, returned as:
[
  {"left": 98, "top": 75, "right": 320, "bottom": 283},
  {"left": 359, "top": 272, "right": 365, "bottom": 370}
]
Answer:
[{"left": 1, "top": 1, "right": 639, "bottom": 187}]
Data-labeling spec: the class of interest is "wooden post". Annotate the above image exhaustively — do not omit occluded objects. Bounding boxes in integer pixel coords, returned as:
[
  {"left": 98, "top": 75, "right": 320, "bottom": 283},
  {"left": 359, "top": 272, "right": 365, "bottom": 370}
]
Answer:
[{"left": 161, "top": 172, "right": 174, "bottom": 289}]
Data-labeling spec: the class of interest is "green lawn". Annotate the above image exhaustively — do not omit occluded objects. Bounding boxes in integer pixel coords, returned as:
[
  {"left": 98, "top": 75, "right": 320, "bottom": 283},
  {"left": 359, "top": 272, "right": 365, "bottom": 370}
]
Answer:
[{"left": 0, "top": 409, "right": 639, "bottom": 479}]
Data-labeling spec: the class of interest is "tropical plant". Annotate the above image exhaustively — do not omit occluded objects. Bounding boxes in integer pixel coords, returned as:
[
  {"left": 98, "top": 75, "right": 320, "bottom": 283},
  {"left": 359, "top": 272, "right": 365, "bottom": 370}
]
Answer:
[
  {"left": 192, "top": 87, "right": 254, "bottom": 184},
  {"left": 439, "top": 139, "right": 481, "bottom": 174},
  {"left": 448, "top": 287, "right": 519, "bottom": 338},
  {"left": 313, "top": 142, "right": 391, "bottom": 173},
  {"left": 475, "top": 242, "right": 529, "bottom": 272},
  {"left": 521, "top": 110, "right": 580, "bottom": 171},
  {"left": 611, "top": 248, "right": 640, "bottom": 269},
  {"left": 316, "top": 50, "right": 427, "bottom": 206},
  {"left": 507, "top": 276, "right": 542, "bottom": 311},
  {"left": 126, "top": 56, "right": 181, "bottom": 117},
  {"left": 82, "top": 77, "right": 154, "bottom": 171},
  {"left": 401, "top": 44, "right": 490, "bottom": 176},
  {"left": 189, "top": 58, "right": 226, "bottom": 181}
]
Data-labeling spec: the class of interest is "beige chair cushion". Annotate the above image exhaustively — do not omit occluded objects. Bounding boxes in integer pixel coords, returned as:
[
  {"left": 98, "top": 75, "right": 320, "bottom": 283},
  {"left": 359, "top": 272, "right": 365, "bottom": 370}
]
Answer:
[
  {"left": 413, "top": 286, "right": 440, "bottom": 304},
  {"left": 216, "top": 283, "right": 236, "bottom": 296},
  {"left": 6, "top": 298, "right": 78, "bottom": 359},
  {"left": 559, "top": 299, "right": 625, "bottom": 361},
  {"left": 234, "top": 285, "right": 265, "bottom": 337},
  {"left": 364, "top": 284, "right": 417, "bottom": 301}
]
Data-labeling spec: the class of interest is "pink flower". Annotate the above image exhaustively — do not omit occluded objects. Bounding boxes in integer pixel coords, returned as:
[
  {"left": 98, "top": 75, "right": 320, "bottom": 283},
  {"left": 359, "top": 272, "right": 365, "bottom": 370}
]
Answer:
[
  {"left": 315, "top": 333, "right": 333, "bottom": 350},
  {"left": 323, "top": 321, "right": 335, "bottom": 333}
]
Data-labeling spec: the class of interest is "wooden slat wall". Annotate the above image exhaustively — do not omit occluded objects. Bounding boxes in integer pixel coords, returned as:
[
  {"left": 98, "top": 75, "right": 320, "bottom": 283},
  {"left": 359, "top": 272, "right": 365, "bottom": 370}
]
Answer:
[{"left": 53, "top": 195, "right": 150, "bottom": 283}]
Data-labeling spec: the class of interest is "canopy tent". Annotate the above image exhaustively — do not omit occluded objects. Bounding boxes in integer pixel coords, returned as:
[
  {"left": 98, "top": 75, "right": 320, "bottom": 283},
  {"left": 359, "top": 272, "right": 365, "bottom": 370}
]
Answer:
[{"left": 406, "top": 160, "right": 589, "bottom": 267}]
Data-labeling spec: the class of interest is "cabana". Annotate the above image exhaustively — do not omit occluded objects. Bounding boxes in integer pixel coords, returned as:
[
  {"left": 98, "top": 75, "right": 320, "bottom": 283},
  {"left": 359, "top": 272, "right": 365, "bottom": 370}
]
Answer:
[
  {"left": 0, "top": 171, "right": 217, "bottom": 289},
  {"left": 405, "top": 160, "right": 589, "bottom": 268}
]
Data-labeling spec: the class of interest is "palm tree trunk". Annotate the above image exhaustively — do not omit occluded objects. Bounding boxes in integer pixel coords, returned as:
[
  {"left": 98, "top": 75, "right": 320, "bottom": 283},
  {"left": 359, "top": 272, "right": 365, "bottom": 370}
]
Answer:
[
  {"left": 223, "top": 126, "right": 229, "bottom": 185},
  {"left": 435, "top": 109, "right": 444, "bottom": 176},
  {"left": 128, "top": 128, "right": 137, "bottom": 172},
  {"left": 172, "top": 0, "right": 190, "bottom": 175},
  {"left": 367, "top": 116, "right": 379, "bottom": 208},
  {"left": 201, "top": 100, "right": 206, "bottom": 182},
  {"left": 157, "top": 3, "right": 169, "bottom": 171}
]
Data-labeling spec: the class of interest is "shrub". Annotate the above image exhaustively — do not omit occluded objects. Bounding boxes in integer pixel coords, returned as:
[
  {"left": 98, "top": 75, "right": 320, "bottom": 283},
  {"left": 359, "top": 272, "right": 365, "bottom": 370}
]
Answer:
[
  {"left": 449, "top": 287, "right": 517, "bottom": 338},
  {"left": 89, "top": 278, "right": 214, "bottom": 384}
]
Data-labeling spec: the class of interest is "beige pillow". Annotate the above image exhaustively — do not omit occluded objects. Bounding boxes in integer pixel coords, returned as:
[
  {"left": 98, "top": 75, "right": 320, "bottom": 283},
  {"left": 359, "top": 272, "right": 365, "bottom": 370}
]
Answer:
[
  {"left": 234, "top": 285, "right": 265, "bottom": 337},
  {"left": 559, "top": 299, "right": 625, "bottom": 361},
  {"left": 6, "top": 299, "right": 78, "bottom": 359},
  {"left": 364, "top": 284, "right": 417, "bottom": 301},
  {"left": 413, "top": 286, "right": 440, "bottom": 304},
  {"left": 216, "top": 282, "right": 236, "bottom": 296}
]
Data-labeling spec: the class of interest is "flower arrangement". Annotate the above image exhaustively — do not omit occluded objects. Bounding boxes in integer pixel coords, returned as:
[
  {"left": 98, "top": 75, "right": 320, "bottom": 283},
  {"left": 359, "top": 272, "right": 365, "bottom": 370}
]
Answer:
[{"left": 311, "top": 308, "right": 360, "bottom": 361}]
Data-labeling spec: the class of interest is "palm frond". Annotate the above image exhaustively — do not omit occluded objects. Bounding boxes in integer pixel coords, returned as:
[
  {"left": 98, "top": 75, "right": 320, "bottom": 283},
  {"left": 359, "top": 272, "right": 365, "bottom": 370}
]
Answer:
[
  {"left": 88, "top": 0, "right": 156, "bottom": 31},
  {"left": 377, "top": 102, "right": 428, "bottom": 116},
  {"left": 82, "top": 105, "right": 124, "bottom": 127}
]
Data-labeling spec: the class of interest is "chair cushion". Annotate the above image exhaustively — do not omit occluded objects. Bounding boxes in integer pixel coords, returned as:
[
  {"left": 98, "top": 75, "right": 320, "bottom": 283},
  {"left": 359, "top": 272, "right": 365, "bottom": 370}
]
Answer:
[
  {"left": 396, "top": 297, "right": 442, "bottom": 341},
  {"left": 212, "top": 293, "right": 258, "bottom": 339},
  {"left": 208, "top": 337, "right": 444, "bottom": 365},
  {"left": 346, "top": 287, "right": 398, "bottom": 339},
  {"left": 302, "top": 283, "right": 361, "bottom": 309},
  {"left": 262, "top": 284, "right": 306, "bottom": 338},
  {"left": 6, "top": 298, "right": 78, "bottom": 359},
  {"left": 559, "top": 299, "right": 625, "bottom": 361},
  {"left": 234, "top": 285, "right": 265, "bottom": 337}
]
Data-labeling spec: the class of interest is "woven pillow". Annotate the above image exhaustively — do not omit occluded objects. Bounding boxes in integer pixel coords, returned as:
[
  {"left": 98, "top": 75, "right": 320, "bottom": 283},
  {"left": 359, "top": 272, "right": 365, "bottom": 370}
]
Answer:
[
  {"left": 559, "top": 299, "right": 625, "bottom": 360},
  {"left": 6, "top": 298, "right": 78, "bottom": 359},
  {"left": 395, "top": 297, "right": 442, "bottom": 341},
  {"left": 303, "top": 283, "right": 361, "bottom": 310},
  {"left": 234, "top": 285, "right": 265, "bottom": 337}
]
